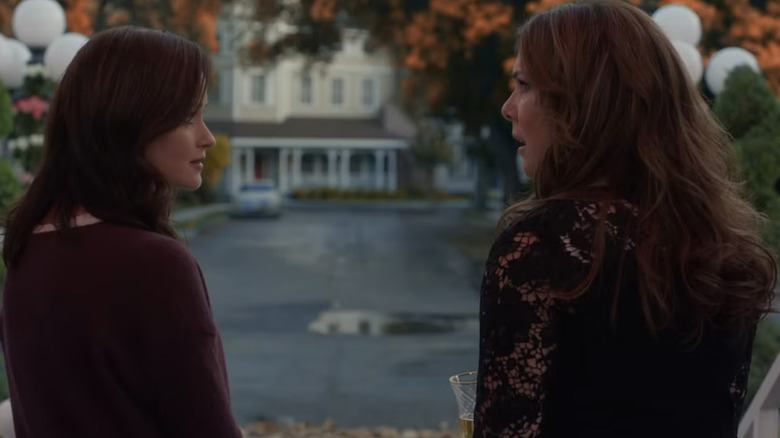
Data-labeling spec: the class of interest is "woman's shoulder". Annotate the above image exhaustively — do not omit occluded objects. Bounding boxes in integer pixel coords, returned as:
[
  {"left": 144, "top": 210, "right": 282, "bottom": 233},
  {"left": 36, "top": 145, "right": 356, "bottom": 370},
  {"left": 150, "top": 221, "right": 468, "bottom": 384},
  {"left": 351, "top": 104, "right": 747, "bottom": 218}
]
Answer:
[
  {"left": 492, "top": 198, "right": 638, "bottom": 269},
  {"left": 76, "top": 221, "right": 195, "bottom": 269},
  {"left": 96, "top": 224, "right": 205, "bottom": 299},
  {"left": 510, "top": 198, "right": 638, "bottom": 237}
]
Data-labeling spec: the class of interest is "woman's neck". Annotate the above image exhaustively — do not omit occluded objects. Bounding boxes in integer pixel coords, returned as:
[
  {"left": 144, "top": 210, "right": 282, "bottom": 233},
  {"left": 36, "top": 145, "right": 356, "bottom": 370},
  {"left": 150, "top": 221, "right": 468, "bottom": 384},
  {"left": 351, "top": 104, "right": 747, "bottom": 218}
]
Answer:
[{"left": 42, "top": 205, "right": 90, "bottom": 224}]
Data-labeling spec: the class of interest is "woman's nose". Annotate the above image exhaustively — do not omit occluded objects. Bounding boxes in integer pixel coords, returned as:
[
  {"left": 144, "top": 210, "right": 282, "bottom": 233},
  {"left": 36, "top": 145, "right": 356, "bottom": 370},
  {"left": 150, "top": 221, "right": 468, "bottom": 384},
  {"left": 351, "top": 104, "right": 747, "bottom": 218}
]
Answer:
[{"left": 501, "top": 100, "right": 512, "bottom": 122}]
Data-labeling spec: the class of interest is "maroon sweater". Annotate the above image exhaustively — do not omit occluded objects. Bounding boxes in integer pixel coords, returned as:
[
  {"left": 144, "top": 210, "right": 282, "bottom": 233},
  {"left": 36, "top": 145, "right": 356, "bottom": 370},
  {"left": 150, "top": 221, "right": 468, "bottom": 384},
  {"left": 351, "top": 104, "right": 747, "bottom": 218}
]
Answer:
[{"left": 0, "top": 221, "right": 242, "bottom": 437}]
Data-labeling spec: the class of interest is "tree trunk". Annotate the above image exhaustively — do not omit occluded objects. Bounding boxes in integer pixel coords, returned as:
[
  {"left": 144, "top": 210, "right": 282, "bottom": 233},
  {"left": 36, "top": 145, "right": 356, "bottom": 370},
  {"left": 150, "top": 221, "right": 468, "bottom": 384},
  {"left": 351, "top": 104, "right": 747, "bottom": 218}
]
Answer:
[
  {"left": 490, "top": 118, "right": 521, "bottom": 205},
  {"left": 473, "top": 157, "right": 489, "bottom": 211},
  {"left": 425, "top": 167, "right": 436, "bottom": 200}
]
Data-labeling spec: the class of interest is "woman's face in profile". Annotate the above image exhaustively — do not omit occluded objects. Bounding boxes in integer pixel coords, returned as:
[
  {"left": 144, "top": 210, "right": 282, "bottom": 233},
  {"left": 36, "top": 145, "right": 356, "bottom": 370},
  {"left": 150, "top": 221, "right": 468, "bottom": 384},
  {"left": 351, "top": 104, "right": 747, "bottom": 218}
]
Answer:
[
  {"left": 145, "top": 95, "right": 215, "bottom": 190},
  {"left": 501, "top": 56, "right": 551, "bottom": 179}
]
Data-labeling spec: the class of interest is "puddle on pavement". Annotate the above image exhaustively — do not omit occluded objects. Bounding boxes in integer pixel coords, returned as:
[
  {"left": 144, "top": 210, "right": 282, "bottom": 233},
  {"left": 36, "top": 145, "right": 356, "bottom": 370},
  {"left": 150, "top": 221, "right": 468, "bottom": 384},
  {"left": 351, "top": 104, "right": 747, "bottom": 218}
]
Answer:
[{"left": 308, "top": 309, "right": 478, "bottom": 336}]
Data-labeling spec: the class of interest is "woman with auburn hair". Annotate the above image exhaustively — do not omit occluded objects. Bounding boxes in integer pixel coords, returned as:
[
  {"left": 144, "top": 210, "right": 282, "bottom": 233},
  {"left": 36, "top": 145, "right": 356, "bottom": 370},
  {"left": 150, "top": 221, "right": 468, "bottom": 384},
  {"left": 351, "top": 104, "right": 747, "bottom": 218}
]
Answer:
[
  {"left": 0, "top": 27, "right": 242, "bottom": 437},
  {"left": 475, "top": 0, "right": 776, "bottom": 437}
]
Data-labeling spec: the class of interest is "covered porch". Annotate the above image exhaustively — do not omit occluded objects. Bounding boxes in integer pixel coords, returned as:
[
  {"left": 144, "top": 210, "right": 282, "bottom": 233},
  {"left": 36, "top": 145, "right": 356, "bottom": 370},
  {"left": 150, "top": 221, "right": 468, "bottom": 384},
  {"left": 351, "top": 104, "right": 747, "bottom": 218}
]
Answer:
[{"left": 230, "top": 142, "right": 402, "bottom": 195}]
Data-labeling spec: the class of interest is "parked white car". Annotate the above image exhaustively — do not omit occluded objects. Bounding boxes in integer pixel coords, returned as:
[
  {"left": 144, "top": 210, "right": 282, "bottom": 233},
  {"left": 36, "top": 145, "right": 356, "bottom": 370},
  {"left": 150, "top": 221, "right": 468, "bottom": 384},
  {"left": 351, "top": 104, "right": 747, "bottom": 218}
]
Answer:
[{"left": 231, "top": 181, "right": 282, "bottom": 218}]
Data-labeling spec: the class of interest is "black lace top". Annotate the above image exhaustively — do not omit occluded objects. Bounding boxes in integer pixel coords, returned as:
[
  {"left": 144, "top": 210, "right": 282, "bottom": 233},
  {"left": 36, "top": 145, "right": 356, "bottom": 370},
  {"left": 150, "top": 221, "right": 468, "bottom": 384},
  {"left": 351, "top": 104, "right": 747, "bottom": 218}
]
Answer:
[{"left": 474, "top": 199, "right": 754, "bottom": 438}]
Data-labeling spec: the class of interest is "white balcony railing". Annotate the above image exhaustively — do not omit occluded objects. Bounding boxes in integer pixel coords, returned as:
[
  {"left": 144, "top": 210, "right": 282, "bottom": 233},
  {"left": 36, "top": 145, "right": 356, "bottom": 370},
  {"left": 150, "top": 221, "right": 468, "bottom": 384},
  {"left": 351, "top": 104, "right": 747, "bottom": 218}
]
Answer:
[{"left": 739, "top": 351, "right": 780, "bottom": 438}]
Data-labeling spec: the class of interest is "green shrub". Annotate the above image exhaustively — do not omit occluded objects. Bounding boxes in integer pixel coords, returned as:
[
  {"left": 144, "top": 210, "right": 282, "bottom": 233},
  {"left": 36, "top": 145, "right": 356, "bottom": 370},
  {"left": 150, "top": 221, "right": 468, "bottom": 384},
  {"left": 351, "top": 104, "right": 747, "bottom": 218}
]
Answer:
[
  {"left": 0, "top": 158, "right": 22, "bottom": 215},
  {"left": 0, "top": 79, "right": 12, "bottom": 139},
  {"left": 712, "top": 66, "right": 780, "bottom": 414}
]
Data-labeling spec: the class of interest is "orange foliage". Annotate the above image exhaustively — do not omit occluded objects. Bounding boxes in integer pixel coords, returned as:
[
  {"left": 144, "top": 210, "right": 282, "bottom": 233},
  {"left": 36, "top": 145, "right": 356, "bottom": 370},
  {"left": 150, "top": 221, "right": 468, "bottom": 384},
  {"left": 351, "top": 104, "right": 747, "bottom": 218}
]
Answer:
[
  {"left": 170, "top": 0, "right": 221, "bottom": 53},
  {"left": 106, "top": 10, "right": 131, "bottom": 28},
  {"left": 0, "top": 0, "right": 220, "bottom": 53},
  {"left": 678, "top": 0, "right": 780, "bottom": 95},
  {"left": 402, "top": 0, "right": 513, "bottom": 71},
  {"left": 770, "top": 0, "right": 780, "bottom": 15},
  {"left": 425, "top": 79, "right": 447, "bottom": 105},
  {"left": 430, "top": 0, "right": 469, "bottom": 18},
  {"left": 311, "top": 0, "right": 337, "bottom": 21},
  {"left": 464, "top": 3, "right": 513, "bottom": 47},
  {"left": 526, "top": 0, "right": 569, "bottom": 15},
  {"left": 64, "top": 0, "right": 97, "bottom": 35},
  {"left": 504, "top": 56, "right": 516, "bottom": 90},
  {"left": 0, "top": 0, "right": 21, "bottom": 37}
]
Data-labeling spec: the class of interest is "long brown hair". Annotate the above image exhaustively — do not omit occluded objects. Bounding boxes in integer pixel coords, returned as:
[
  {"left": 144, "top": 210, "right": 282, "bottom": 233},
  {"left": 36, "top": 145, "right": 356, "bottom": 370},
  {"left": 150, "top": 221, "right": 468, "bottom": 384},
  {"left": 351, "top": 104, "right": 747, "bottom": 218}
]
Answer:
[
  {"left": 500, "top": 0, "right": 776, "bottom": 340},
  {"left": 2, "top": 26, "right": 211, "bottom": 268}
]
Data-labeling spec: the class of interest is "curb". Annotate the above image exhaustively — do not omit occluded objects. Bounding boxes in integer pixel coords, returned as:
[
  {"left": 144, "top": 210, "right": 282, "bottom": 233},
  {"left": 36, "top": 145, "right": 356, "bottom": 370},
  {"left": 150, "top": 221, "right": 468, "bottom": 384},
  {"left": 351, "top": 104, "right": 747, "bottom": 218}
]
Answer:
[
  {"left": 171, "top": 204, "right": 231, "bottom": 243},
  {"left": 284, "top": 199, "right": 472, "bottom": 212}
]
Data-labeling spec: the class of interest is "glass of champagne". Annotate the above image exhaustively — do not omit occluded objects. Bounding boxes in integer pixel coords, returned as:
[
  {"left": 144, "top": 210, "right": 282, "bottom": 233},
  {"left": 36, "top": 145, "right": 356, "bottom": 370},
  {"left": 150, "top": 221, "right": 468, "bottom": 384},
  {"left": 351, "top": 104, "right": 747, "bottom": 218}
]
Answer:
[{"left": 449, "top": 371, "right": 477, "bottom": 438}]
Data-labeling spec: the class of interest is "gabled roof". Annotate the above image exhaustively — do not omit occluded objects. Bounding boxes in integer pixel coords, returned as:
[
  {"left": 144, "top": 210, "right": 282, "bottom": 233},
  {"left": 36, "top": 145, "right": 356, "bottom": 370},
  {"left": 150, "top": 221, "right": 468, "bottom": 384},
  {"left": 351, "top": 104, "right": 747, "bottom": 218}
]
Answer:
[{"left": 206, "top": 104, "right": 418, "bottom": 141}]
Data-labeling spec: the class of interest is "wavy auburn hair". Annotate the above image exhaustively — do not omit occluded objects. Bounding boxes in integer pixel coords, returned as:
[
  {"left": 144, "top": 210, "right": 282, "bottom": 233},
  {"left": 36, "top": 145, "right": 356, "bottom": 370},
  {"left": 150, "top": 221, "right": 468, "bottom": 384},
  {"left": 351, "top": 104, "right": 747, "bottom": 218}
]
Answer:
[
  {"left": 3, "top": 26, "right": 211, "bottom": 269},
  {"left": 500, "top": 0, "right": 776, "bottom": 341}
]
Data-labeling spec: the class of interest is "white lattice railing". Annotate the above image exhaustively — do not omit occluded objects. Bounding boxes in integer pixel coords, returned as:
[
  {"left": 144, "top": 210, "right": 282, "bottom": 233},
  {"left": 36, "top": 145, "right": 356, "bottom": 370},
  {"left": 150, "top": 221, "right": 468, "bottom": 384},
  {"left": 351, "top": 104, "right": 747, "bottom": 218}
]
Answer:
[{"left": 739, "top": 351, "right": 780, "bottom": 438}]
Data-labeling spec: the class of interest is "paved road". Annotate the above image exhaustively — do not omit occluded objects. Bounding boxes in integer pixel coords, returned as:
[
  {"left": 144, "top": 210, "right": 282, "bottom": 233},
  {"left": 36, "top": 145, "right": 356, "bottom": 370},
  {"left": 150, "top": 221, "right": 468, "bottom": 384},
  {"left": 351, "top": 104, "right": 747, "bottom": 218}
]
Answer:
[{"left": 187, "top": 209, "right": 483, "bottom": 429}]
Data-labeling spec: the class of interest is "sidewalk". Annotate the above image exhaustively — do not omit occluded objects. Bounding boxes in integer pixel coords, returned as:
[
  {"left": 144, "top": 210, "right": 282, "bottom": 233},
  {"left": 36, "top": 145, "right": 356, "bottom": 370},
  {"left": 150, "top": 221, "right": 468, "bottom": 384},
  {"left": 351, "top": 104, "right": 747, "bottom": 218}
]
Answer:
[{"left": 171, "top": 203, "right": 231, "bottom": 223}]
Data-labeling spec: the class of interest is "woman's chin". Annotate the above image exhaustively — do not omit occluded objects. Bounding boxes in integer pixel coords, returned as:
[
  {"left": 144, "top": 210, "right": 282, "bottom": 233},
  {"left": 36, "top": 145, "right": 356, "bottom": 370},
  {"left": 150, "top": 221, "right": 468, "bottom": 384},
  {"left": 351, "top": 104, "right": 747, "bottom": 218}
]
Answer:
[{"left": 173, "top": 179, "right": 202, "bottom": 191}]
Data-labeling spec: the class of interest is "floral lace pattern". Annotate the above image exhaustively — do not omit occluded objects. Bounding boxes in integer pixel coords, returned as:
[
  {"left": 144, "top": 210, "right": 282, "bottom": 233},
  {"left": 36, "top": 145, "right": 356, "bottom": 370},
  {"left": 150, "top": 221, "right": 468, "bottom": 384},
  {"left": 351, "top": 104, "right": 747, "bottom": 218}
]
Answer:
[
  {"left": 730, "top": 346, "right": 753, "bottom": 434},
  {"left": 474, "top": 200, "right": 636, "bottom": 438},
  {"left": 474, "top": 199, "right": 754, "bottom": 437}
]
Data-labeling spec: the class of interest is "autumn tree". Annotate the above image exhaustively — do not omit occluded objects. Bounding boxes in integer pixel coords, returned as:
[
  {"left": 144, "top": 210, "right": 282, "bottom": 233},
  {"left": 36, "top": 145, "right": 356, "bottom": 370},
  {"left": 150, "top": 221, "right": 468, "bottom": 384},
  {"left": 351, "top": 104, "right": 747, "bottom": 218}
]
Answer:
[{"left": 0, "top": 0, "right": 222, "bottom": 53}]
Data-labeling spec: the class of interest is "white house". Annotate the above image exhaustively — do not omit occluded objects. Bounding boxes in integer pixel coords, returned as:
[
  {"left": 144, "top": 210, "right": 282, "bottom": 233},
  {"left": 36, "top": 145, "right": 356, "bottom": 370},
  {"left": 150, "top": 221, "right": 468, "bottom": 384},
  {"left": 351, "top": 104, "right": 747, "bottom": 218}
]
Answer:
[{"left": 205, "top": 2, "right": 416, "bottom": 198}]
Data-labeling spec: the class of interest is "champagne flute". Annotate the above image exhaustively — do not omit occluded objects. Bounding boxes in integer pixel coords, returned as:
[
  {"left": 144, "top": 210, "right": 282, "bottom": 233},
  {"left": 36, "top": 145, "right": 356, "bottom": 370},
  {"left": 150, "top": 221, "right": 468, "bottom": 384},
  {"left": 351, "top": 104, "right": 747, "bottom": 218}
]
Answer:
[{"left": 449, "top": 371, "right": 477, "bottom": 438}]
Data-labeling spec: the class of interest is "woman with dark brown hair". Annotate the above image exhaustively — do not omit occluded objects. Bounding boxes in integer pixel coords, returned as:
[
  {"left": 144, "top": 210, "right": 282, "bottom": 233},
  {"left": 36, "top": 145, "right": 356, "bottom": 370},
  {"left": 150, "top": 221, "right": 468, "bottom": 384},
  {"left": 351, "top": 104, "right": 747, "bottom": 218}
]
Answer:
[
  {"left": 0, "top": 27, "right": 242, "bottom": 437},
  {"left": 475, "top": 1, "right": 776, "bottom": 437}
]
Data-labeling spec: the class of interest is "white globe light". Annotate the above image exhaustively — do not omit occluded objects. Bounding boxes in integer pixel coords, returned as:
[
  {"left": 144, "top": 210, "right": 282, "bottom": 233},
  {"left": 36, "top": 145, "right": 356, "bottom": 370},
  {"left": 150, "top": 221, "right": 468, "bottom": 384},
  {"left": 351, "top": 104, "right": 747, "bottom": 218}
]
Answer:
[
  {"left": 7, "top": 39, "right": 32, "bottom": 65},
  {"left": 0, "top": 399, "right": 15, "bottom": 438},
  {"left": 704, "top": 47, "right": 761, "bottom": 95},
  {"left": 0, "top": 38, "right": 30, "bottom": 89},
  {"left": 44, "top": 33, "right": 89, "bottom": 81},
  {"left": 652, "top": 4, "right": 703, "bottom": 46},
  {"left": 12, "top": 0, "right": 66, "bottom": 48},
  {"left": 672, "top": 40, "right": 703, "bottom": 84},
  {"left": 0, "top": 37, "right": 13, "bottom": 71}
]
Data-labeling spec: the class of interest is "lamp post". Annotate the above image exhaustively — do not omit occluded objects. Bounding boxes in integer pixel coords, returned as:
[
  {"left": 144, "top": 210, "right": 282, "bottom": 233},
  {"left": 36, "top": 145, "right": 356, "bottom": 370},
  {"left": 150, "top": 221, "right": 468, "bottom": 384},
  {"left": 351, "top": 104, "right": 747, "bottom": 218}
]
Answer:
[
  {"left": 651, "top": 3, "right": 761, "bottom": 96},
  {"left": 0, "top": 0, "right": 88, "bottom": 160},
  {"left": 12, "top": 0, "right": 67, "bottom": 64}
]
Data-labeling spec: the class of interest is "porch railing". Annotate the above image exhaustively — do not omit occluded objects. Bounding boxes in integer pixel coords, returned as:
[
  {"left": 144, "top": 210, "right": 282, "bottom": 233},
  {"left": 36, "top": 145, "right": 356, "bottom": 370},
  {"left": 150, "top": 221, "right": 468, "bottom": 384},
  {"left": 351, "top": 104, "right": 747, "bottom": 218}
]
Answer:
[{"left": 739, "top": 351, "right": 780, "bottom": 438}]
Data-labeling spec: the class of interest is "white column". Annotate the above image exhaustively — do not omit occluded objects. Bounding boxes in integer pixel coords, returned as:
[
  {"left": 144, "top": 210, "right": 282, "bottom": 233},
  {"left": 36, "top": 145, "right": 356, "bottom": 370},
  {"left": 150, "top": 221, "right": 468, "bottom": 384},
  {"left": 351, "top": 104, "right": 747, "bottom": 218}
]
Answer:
[
  {"left": 388, "top": 149, "right": 398, "bottom": 192},
  {"left": 292, "top": 149, "right": 303, "bottom": 189},
  {"left": 327, "top": 150, "right": 338, "bottom": 187},
  {"left": 374, "top": 150, "right": 387, "bottom": 190},
  {"left": 279, "top": 148, "right": 289, "bottom": 194},
  {"left": 231, "top": 148, "right": 242, "bottom": 197},
  {"left": 340, "top": 149, "right": 351, "bottom": 189}
]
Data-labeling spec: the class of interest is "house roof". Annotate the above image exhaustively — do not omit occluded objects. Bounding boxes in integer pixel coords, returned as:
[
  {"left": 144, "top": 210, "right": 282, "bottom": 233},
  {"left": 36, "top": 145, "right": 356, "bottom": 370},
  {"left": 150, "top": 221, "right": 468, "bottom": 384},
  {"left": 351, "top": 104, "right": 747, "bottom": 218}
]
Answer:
[{"left": 206, "top": 117, "right": 410, "bottom": 140}]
